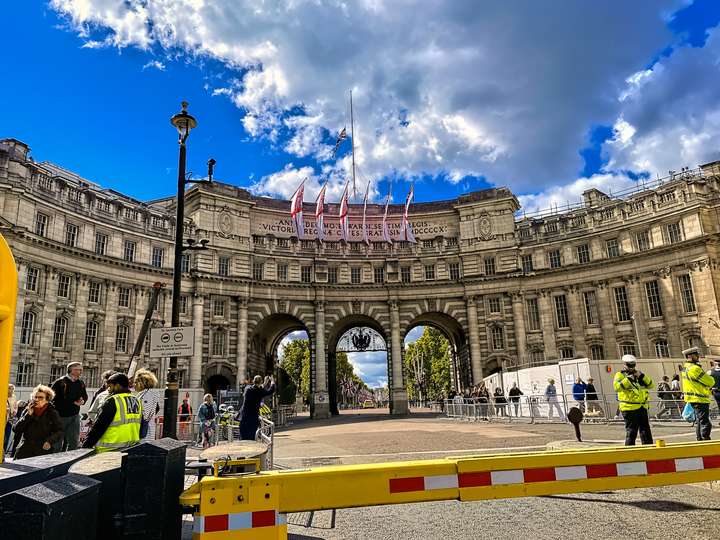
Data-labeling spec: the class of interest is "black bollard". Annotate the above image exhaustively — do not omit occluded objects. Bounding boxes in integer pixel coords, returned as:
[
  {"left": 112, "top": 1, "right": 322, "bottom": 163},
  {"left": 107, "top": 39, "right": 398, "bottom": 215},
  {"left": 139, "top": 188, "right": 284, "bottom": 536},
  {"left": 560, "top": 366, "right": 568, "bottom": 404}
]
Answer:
[
  {"left": 0, "top": 449, "right": 93, "bottom": 495},
  {"left": 0, "top": 473, "right": 100, "bottom": 540},
  {"left": 567, "top": 406, "right": 584, "bottom": 442}
]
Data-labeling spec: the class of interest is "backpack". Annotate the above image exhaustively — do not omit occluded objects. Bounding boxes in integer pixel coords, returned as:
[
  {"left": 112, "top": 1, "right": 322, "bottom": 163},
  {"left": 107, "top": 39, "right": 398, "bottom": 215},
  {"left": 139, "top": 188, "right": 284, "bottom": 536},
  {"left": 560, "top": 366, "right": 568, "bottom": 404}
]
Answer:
[{"left": 203, "top": 403, "right": 216, "bottom": 420}]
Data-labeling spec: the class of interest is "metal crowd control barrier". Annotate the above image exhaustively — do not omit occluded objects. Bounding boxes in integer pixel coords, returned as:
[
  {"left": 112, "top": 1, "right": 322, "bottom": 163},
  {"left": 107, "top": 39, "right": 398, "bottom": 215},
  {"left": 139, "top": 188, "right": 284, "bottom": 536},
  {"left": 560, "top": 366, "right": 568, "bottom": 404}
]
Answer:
[
  {"left": 0, "top": 233, "right": 18, "bottom": 462},
  {"left": 180, "top": 439, "right": 720, "bottom": 539}
]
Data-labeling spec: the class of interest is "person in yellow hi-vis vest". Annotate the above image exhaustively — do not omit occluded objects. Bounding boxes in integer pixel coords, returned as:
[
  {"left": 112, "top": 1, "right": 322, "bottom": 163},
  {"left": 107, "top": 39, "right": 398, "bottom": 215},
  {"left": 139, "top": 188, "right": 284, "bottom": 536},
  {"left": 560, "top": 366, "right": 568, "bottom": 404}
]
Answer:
[
  {"left": 614, "top": 354, "right": 654, "bottom": 446},
  {"left": 82, "top": 373, "right": 142, "bottom": 452},
  {"left": 681, "top": 346, "right": 715, "bottom": 441}
]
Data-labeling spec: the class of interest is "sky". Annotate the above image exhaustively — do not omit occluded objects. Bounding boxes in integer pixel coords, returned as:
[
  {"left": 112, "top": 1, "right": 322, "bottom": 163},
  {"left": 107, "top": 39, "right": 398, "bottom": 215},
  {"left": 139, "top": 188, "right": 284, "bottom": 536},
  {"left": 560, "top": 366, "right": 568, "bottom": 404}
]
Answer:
[{"left": 4, "top": 1, "right": 720, "bottom": 386}]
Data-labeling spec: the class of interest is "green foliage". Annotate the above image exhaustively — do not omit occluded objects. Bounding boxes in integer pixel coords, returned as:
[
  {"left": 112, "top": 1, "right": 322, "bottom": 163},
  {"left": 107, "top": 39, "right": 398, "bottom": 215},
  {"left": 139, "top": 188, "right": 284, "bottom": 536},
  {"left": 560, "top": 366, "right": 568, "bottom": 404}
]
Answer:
[
  {"left": 404, "top": 327, "right": 452, "bottom": 400},
  {"left": 276, "top": 366, "right": 297, "bottom": 404}
]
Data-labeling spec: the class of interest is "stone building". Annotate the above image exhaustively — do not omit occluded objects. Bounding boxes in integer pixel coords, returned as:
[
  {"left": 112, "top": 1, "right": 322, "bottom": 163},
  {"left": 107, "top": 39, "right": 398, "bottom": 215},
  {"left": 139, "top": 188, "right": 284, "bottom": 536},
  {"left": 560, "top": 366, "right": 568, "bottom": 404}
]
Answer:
[{"left": 2, "top": 136, "right": 720, "bottom": 418}]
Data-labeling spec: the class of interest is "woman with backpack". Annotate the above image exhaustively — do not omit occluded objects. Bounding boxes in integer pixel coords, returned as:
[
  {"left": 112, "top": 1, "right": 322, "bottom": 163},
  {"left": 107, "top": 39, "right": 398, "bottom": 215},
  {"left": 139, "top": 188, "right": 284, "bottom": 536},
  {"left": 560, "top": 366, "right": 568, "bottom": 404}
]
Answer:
[{"left": 198, "top": 394, "right": 218, "bottom": 448}]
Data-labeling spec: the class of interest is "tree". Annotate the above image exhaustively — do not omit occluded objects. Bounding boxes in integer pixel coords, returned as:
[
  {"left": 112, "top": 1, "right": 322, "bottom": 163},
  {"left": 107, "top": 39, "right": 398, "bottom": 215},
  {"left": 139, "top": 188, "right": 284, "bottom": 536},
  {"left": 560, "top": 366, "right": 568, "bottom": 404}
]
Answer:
[
  {"left": 404, "top": 327, "right": 452, "bottom": 401},
  {"left": 335, "top": 351, "right": 369, "bottom": 406},
  {"left": 280, "top": 339, "right": 310, "bottom": 402}
]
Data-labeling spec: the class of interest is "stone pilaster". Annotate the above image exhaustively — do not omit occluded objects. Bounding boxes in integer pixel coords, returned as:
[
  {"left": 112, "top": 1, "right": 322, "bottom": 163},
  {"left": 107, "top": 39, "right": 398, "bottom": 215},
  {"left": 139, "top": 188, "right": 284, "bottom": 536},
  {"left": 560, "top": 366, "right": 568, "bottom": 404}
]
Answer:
[
  {"left": 627, "top": 278, "right": 648, "bottom": 357},
  {"left": 466, "top": 295, "right": 483, "bottom": 383},
  {"left": 389, "top": 300, "right": 408, "bottom": 415},
  {"left": 539, "top": 292, "right": 558, "bottom": 361},
  {"left": 313, "top": 300, "right": 330, "bottom": 418},
  {"left": 37, "top": 267, "right": 59, "bottom": 380},
  {"left": 70, "top": 275, "right": 89, "bottom": 361},
  {"left": 511, "top": 293, "right": 527, "bottom": 366},
  {"left": 235, "top": 297, "right": 248, "bottom": 388},
  {"left": 102, "top": 282, "right": 118, "bottom": 370},
  {"left": 567, "top": 287, "right": 586, "bottom": 356},
  {"left": 190, "top": 294, "right": 204, "bottom": 388}
]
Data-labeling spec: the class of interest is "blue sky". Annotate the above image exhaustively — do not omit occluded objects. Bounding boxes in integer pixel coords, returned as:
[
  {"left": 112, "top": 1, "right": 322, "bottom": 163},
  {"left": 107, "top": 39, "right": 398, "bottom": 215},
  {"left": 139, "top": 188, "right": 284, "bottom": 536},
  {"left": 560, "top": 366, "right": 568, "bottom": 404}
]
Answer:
[{"left": 3, "top": 1, "right": 720, "bottom": 213}]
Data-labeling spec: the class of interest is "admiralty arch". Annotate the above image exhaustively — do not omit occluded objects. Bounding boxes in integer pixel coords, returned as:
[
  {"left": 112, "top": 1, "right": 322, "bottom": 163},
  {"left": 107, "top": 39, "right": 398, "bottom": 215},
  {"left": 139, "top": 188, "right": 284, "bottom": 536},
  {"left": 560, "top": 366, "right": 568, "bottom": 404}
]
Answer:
[{"left": 2, "top": 136, "right": 720, "bottom": 417}]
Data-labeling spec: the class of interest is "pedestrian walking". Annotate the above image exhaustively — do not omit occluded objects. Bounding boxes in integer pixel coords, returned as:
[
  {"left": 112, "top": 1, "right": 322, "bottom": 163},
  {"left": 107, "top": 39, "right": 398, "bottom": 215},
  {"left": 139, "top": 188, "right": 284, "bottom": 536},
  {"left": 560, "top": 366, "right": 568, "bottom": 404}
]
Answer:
[
  {"left": 198, "top": 394, "right": 218, "bottom": 448},
  {"left": 545, "top": 378, "right": 565, "bottom": 421},
  {"left": 239, "top": 376, "right": 276, "bottom": 440},
  {"left": 656, "top": 376, "right": 673, "bottom": 419},
  {"left": 476, "top": 382, "right": 490, "bottom": 418},
  {"left": 4, "top": 384, "right": 18, "bottom": 455},
  {"left": 178, "top": 398, "right": 193, "bottom": 439},
  {"left": 82, "top": 373, "right": 142, "bottom": 453},
  {"left": 670, "top": 374, "right": 683, "bottom": 415},
  {"left": 708, "top": 360, "right": 720, "bottom": 420},
  {"left": 133, "top": 369, "right": 161, "bottom": 441},
  {"left": 584, "top": 377, "right": 603, "bottom": 416},
  {"left": 508, "top": 382, "right": 523, "bottom": 417},
  {"left": 614, "top": 355, "right": 653, "bottom": 445},
  {"left": 51, "top": 362, "right": 88, "bottom": 451},
  {"left": 493, "top": 387, "right": 507, "bottom": 417},
  {"left": 681, "top": 347, "right": 715, "bottom": 440},
  {"left": 572, "top": 377, "right": 587, "bottom": 412},
  {"left": 86, "top": 370, "right": 117, "bottom": 424},
  {"left": 12, "top": 385, "right": 63, "bottom": 459}
]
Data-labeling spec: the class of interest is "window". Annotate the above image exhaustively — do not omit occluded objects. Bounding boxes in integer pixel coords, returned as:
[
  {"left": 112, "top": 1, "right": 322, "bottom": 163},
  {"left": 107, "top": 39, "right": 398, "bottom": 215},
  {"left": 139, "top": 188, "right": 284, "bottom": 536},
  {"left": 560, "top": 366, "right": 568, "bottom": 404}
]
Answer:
[
  {"left": 35, "top": 213, "right": 48, "bottom": 236},
  {"left": 213, "top": 299, "right": 226, "bottom": 317},
  {"left": 151, "top": 247, "right": 164, "bottom": 268},
  {"left": 180, "top": 295, "right": 188, "bottom": 315},
  {"left": 645, "top": 280, "right": 663, "bottom": 318},
  {"left": 95, "top": 232, "right": 108, "bottom": 255},
  {"left": 545, "top": 221, "right": 558, "bottom": 233},
  {"left": 548, "top": 250, "right": 561, "bottom": 269},
  {"left": 525, "top": 298, "right": 540, "bottom": 331},
  {"left": 212, "top": 329, "right": 226, "bottom": 356},
  {"left": 423, "top": 240, "right": 434, "bottom": 249},
  {"left": 219, "top": 257, "right": 230, "bottom": 277},
  {"left": 118, "top": 287, "right": 131, "bottom": 308},
  {"left": 606, "top": 238, "right": 620, "bottom": 258},
  {"left": 301, "top": 265, "right": 312, "bottom": 283},
  {"left": 115, "top": 325, "right": 129, "bottom": 353},
  {"left": 15, "top": 363, "right": 35, "bottom": 387},
  {"left": 554, "top": 295, "right": 569, "bottom": 328},
  {"left": 446, "top": 237, "right": 458, "bottom": 248},
  {"left": 484, "top": 257, "right": 496, "bottom": 276},
  {"left": 124, "top": 207, "right": 138, "bottom": 221},
  {"left": 636, "top": 230, "right": 651, "bottom": 252},
  {"left": 530, "top": 350, "right": 545, "bottom": 365},
  {"left": 328, "top": 267, "right": 338, "bottom": 284},
  {"left": 252, "top": 262, "right": 263, "bottom": 281},
  {"left": 560, "top": 347, "right": 574, "bottom": 359},
  {"left": 88, "top": 281, "right": 101, "bottom": 304},
  {"left": 488, "top": 297, "right": 502, "bottom": 314},
  {"left": 351, "top": 267, "right": 361, "bottom": 284},
  {"left": 424, "top": 264, "right": 436, "bottom": 280},
  {"left": 582, "top": 290, "right": 598, "bottom": 325},
  {"left": 96, "top": 199, "right": 111, "bottom": 213},
  {"left": 84, "top": 321, "right": 98, "bottom": 351},
  {"left": 151, "top": 216, "right": 166, "bottom": 229},
  {"left": 57, "top": 274, "right": 71, "bottom": 299},
  {"left": 614, "top": 286, "right": 631, "bottom": 321},
  {"left": 449, "top": 262, "right": 460, "bottom": 281},
  {"left": 374, "top": 266, "right": 385, "bottom": 284},
  {"left": 278, "top": 264, "right": 288, "bottom": 282},
  {"left": 401, "top": 266, "right": 411, "bottom": 283},
  {"left": 666, "top": 222, "right": 682, "bottom": 244},
  {"left": 50, "top": 364, "right": 64, "bottom": 382},
  {"left": 123, "top": 240, "right": 136, "bottom": 262},
  {"left": 576, "top": 244, "right": 590, "bottom": 264},
  {"left": 491, "top": 327, "right": 505, "bottom": 350},
  {"left": 52, "top": 316, "right": 68, "bottom": 349},
  {"left": 590, "top": 344, "right": 605, "bottom": 361},
  {"left": 83, "top": 367, "right": 99, "bottom": 388},
  {"left": 181, "top": 253, "right": 190, "bottom": 273},
  {"left": 521, "top": 254, "right": 533, "bottom": 273},
  {"left": 655, "top": 340, "right": 670, "bottom": 358},
  {"left": 26, "top": 267, "right": 39, "bottom": 292},
  {"left": 621, "top": 343, "right": 637, "bottom": 356},
  {"left": 20, "top": 311, "right": 36, "bottom": 345},
  {"left": 277, "top": 238, "right": 288, "bottom": 248},
  {"left": 678, "top": 274, "right": 696, "bottom": 312},
  {"left": 65, "top": 223, "right": 78, "bottom": 247}
]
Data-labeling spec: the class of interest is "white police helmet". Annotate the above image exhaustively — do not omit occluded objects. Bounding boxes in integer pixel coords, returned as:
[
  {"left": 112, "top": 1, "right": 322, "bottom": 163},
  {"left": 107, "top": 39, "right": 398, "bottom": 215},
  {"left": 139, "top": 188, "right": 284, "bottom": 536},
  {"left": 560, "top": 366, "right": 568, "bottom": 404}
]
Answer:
[{"left": 621, "top": 354, "right": 637, "bottom": 366}]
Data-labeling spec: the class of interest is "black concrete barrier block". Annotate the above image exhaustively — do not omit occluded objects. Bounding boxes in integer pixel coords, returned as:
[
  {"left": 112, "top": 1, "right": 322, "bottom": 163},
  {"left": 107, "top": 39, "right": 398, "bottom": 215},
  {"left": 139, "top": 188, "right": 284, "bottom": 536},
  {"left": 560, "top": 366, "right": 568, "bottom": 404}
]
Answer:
[
  {"left": 121, "top": 438, "right": 187, "bottom": 540},
  {"left": 0, "top": 473, "right": 101, "bottom": 540},
  {"left": 0, "top": 449, "right": 93, "bottom": 496}
]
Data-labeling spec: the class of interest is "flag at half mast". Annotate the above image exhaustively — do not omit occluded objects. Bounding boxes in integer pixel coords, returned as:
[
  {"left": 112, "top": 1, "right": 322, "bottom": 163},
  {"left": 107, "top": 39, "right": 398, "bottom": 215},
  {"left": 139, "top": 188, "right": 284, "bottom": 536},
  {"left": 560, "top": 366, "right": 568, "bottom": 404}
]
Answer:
[
  {"left": 382, "top": 191, "right": 393, "bottom": 244},
  {"left": 400, "top": 184, "right": 416, "bottom": 243},
  {"left": 339, "top": 181, "right": 350, "bottom": 242},
  {"left": 361, "top": 180, "right": 371, "bottom": 245},
  {"left": 289, "top": 179, "right": 305, "bottom": 239},
  {"left": 315, "top": 182, "right": 326, "bottom": 242}
]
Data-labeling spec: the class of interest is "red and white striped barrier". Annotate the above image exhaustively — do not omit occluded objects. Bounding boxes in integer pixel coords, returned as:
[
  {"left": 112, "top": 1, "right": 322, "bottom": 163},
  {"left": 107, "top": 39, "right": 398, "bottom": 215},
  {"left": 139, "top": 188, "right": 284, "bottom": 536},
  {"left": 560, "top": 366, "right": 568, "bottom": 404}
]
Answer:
[{"left": 193, "top": 510, "right": 286, "bottom": 534}]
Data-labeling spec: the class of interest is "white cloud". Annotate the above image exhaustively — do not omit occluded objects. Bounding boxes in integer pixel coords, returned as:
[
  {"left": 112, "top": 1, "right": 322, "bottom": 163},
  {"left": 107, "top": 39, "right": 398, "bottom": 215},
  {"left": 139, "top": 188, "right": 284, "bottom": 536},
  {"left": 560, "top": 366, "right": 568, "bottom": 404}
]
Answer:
[
  {"left": 347, "top": 351, "right": 387, "bottom": 388},
  {"left": 404, "top": 326, "right": 425, "bottom": 347},
  {"left": 50, "top": 0, "right": 687, "bottom": 201},
  {"left": 277, "top": 330, "right": 308, "bottom": 360},
  {"left": 142, "top": 60, "right": 166, "bottom": 71}
]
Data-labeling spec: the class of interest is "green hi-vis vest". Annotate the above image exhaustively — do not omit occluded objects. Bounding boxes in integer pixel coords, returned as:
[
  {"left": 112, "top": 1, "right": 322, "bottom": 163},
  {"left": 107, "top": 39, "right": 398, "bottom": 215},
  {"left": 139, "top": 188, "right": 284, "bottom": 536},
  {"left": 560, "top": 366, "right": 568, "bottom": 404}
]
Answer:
[
  {"left": 681, "top": 362, "right": 715, "bottom": 404},
  {"left": 96, "top": 392, "right": 142, "bottom": 453},
  {"left": 613, "top": 371, "right": 653, "bottom": 411}
]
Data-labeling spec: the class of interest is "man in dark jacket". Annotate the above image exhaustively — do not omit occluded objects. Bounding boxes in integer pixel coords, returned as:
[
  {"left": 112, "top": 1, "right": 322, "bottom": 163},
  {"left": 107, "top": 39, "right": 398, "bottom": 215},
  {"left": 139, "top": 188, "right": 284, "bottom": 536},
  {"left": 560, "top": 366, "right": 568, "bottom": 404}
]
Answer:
[
  {"left": 585, "top": 377, "right": 603, "bottom": 416},
  {"left": 239, "top": 375, "right": 275, "bottom": 440},
  {"left": 51, "top": 362, "right": 88, "bottom": 451}
]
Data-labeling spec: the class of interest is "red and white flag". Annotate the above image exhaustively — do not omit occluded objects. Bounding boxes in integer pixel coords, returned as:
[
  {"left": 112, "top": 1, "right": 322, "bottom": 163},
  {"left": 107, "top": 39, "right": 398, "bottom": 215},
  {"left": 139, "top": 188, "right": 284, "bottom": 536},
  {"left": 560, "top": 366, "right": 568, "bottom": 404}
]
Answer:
[
  {"left": 315, "top": 182, "right": 326, "bottom": 242},
  {"left": 339, "top": 181, "right": 350, "bottom": 242},
  {"left": 361, "top": 181, "right": 370, "bottom": 245},
  {"left": 382, "top": 192, "right": 393, "bottom": 244},
  {"left": 400, "top": 184, "right": 416, "bottom": 243},
  {"left": 290, "top": 179, "right": 305, "bottom": 239}
]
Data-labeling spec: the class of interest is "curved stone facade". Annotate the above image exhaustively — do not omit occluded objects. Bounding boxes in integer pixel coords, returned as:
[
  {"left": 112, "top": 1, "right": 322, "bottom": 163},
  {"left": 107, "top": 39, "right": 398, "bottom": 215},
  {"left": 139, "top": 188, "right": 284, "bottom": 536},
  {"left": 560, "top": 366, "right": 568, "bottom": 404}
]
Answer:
[{"left": 3, "top": 137, "right": 720, "bottom": 418}]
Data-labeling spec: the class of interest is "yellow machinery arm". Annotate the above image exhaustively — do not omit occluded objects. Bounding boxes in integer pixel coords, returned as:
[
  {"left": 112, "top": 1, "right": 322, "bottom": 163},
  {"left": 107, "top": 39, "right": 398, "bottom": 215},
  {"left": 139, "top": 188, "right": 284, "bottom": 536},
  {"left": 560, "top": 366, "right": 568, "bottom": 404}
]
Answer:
[{"left": 0, "top": 233, "right": 18, "bottom": 463}]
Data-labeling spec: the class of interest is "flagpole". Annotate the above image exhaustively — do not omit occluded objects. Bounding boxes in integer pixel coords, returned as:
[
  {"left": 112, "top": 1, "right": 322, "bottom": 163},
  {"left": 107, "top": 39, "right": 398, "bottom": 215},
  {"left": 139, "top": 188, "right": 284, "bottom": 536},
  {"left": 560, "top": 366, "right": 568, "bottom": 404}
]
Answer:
[{"left": 350, "top": 90, "right": 357, "bottom": 202}]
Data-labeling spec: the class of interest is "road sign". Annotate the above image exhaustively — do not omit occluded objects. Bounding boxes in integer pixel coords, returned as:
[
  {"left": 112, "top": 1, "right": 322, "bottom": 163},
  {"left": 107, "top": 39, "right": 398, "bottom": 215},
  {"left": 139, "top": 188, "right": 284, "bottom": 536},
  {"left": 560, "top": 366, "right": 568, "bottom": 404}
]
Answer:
[{"left": 149, "top": 326, "right": 195, "bottom": 358}]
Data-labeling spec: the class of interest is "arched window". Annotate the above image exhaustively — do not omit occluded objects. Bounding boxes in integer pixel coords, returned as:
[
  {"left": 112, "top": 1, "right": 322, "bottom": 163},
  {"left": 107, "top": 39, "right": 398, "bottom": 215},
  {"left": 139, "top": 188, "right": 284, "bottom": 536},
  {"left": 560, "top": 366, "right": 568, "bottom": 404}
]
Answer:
[
  {"left": 620, "top": 343, "right": 637, "bottom": 356},
  {"left": 115, "top": 324, "right": 129, "bottom": 353},
  {"left": 52, "top": 316, "right": 68, "bottom": 349},
  {"left": 590, "top": 344, "right": 605, "bottom": 361},
  {"left": 655, "top": 340, "right": 670, "bottom": 358},
  {"left": 491, "top": 326, "right": 505, "bottom": 350},
  {"left": 20, "top": 310, "right": 36, "bottom": 345},
  {"left": 212, "top": 329, "right": 226, "bottom": 356},
  {"left": 84, "top": 321, "right": 99, "bottom": 351},
  {"left": 560, "top": 347, "right": 575, "bottom": 359}
]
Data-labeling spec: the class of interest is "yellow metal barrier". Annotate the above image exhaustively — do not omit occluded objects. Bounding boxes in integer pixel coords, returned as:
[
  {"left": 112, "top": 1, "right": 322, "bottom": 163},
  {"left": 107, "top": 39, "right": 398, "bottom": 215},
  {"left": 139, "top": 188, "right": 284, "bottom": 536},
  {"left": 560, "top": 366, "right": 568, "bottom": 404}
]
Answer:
[
  {"left": 0, "top": 233, "right": 18, "bottom": 462},
  {"left": 181, "top": 440, "right": 720, "bottom": 539}
]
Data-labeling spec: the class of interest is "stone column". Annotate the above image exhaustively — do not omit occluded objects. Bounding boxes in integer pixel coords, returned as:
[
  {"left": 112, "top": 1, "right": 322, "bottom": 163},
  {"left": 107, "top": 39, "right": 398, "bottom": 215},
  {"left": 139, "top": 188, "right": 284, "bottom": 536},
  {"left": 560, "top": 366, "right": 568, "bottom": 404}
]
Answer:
[
  {"left": 313, "top": 300, "right": 330, "bottom": 418},
  {"left": 190, "top": 294, "right": 204, "bottom": 388},
  {"left": 627, "top": 279, "right": 648, "bottom": 357},
  {"left": 102, "top": 283, "right": 118, "bottom": 372},
  {"left": 466, "top": 296, "right": 483, "bottom": 383},
  {"left": 11, "top": 262, "right": 28, "bottom": 384},
  {"left": 70, "top": 276, "right": 89, "bottom": 363},
  {"left": 567, "top": 288, "right": 586, "bottom": 356},
  {"left": 657, "top": 268, "right": 680, "bottom": 355},
  {"left": 389, "top": 300, "right": 408, "bottom": 415},
  {"left": 596, "top": 283, "right": 617, "bottom": 358},
  {"left": 235, "top": 297, "right": 248, "bottom": 389},
  {"left": 38, "top": 268, "right": 59, "bottom": 381},
  {"left": 538, "top": 292, "right": 558, "bottom": 361},
  {"left": 511, "top": 293, "right": 527, "bottom": 366}
]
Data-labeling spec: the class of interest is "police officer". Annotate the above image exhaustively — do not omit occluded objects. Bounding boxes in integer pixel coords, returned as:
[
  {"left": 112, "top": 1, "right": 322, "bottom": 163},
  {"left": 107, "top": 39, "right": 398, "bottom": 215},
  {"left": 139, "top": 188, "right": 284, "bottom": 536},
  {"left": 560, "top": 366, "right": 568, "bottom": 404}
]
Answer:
[
  {"left": 82, "top": 373, "right": 142, "bottom": 452},
  {"left": 614, "top": 354, "right": 654, "bottom": 445},
  {"left": 681, "top": 346, "right": 715, "bottom": 440}
]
